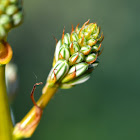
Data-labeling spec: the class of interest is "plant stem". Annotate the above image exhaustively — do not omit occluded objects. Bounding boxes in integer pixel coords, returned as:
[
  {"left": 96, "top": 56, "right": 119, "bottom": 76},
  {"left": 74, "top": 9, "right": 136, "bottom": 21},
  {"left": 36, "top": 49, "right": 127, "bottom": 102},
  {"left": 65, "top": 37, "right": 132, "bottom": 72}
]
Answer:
[
  {"left": 21, "top": 83, "right": 59, "bottom": 125},
  {"left": 13, "top": 83, "right": 59, "bottom": 139},
  {"left": 0, "top": 65, "right": 13, "bottom": 140}
]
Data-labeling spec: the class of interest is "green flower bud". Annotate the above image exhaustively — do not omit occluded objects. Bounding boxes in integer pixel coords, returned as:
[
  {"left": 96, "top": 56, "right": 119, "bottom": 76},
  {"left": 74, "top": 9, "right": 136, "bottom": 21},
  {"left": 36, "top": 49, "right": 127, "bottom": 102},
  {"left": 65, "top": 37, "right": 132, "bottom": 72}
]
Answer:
[
  {"left": 92, "top": 45, "right": 98, "bottom": 52},
  {"left": 88, "top": 59, "right": 99, "bottom": 72},
  {"left": 62, "top": 62, "right": 88, "bottom": 83},
  {"left": 0, "top": 0, "right": 10, "bottom": 7},
  {"left": 0, "top": 4, "right": 5, "bottom": 15},
  {"left": 87, "top": 38, "right": 97, "bottom": 46},
  {"left": 70, "top": 32, "right": 78, "bottom": 42},
  {"left": 92, "top": 26, "right": 100, "bottom": 39},
  {"left": 0, "top": 25, "right": 7, "bottom": 40},
  {"left": 55, "top": 40, "right": 62, "bottom": 62},
  {"left": 51, "top": 20, "right": 104, "bottom": 88},
  {"left": 76, "top": 28, "right": 80, "bottom": 34},
  {"left": 84, "top": 25, "right": 93, "bottom": 39},
  {"left": 10, "top": 0, "right": 18, "bottom": 4},
  {"left": 48, "top": 60, "right": 69, "bottom": 85},
  {"left": 0, "top": 0, "right": 23, "bottom": 40},
  {"left": 58, "top": 44, "right": 70, "bottom": 61},
  {"left": 0, "top": 14, "right": 12, "bottom": 30},
  {"left": 60, "top": 73, "right": 90, "bottom": 89},
  {"left": 84, "top": 23, "right": 96, "bottom": 36},
  {"left": 90, "top": 23, "right": 98, "bottom": 34},
  {"left": 83, "top": 25, "right": 89, "bottom": 32},
  {"left": 85, "top": 53, "right": 97, "bottom": 64},
  {"left": 69, "top": 41, "right": 80, "bottom": 55},
  {"left": 6, "top": 5, "right": 18, "bottom": 16},
  {"left": 69, "top": 52, "right": 84, "bottom": 66},
  {"left": 12, "top": 12, "right": 23, "bottom": 26},
  {"left": 64, "top": 33, "right": 70, "bottom": 45},
  {"left": 80, "top": 45, "right": 91, "bottom": 55},
  {"left": 78, "top": 37, "right": 86, "bottom": 46}
]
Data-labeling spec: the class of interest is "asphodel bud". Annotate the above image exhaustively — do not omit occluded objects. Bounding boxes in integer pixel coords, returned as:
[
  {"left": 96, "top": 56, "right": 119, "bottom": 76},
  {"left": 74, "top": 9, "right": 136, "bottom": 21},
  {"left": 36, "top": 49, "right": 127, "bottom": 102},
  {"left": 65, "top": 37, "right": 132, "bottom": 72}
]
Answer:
[
  {"left": 10, "top": 0, "right": 18, "bottom": 4},
  {"left": 92, "top": 44, "right": 101, "bottom": 52},
  {"left": 69, "top": 41, "right": 80, "bottom": 55},
  {"left": 6, "top": 5, "right": 18, "bottom": 15},
  {"left": 80, "top": 45, "right": 92, "bottom": 55},
  {"left": 70, "top": 32, "right": 78, "bottom": 42},
  {"left": 47, "top": 20, "right": 104, "bottom": 88},
  {"left": 12, "top": 12, "right": 23, "bottom": 26},
  {"left": 60, "top": 73, "right": 90, "bottom": 89},
  {"left": 69, "top": 52, "right": 84, "bottom": 66},
  {"left": 0, "top": 0, "right": 23, "bottom": 40},
  {"left": 58, "top": 44, "right": 70, "bottom": 61},
  {"left": 87, "top": 38, "right": 97, "bottom": 46},
  {"left": 61, "top": 62, "right": 88, "bottom": 83},
  {"left": 0, "top": 25, "right": 7, "bottom": 40},
  {"left": 47, "top": 60, "right": 69, "bottom": 86},
  {"left": 88, "top": 59, "right": 99, "bottom": 72},
  {"left": 63, "top": 33, "right": 70, "bottom": 45},
  {"left": 85, "top": 53, "right": 97, "bottom": 64},
  {"left": 0, "top": 14, "right": 12, "bottom": 30}
]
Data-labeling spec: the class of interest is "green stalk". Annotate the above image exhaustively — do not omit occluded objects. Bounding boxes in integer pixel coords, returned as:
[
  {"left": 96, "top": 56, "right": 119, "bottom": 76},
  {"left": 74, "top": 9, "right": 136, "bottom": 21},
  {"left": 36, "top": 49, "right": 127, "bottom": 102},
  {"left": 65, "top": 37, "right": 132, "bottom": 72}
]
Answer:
[
  {"left": 0, "top": 65, "right": 13, "bottom": 140},
  {"left": 13, "top": 83, "right": 59, "bottom": 139}
]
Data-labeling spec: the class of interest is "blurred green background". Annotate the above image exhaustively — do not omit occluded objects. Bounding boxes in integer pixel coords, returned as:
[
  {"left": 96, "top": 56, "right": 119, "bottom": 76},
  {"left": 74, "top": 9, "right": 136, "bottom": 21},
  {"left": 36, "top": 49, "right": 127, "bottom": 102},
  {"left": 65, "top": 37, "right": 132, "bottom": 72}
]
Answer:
[{"left": 8, "top": 0, "right": 140, "bottom": 139}]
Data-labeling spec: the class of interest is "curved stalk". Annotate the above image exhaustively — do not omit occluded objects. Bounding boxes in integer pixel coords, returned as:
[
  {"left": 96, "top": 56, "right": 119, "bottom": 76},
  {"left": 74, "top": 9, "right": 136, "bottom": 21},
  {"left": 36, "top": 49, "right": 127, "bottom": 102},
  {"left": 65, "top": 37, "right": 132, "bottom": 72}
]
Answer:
[
  {"left": 0, "top": 65, "right": 13, "bottom": 140},
  {"left": 13, "top": 83, "right": 59, "bottom": 139}
]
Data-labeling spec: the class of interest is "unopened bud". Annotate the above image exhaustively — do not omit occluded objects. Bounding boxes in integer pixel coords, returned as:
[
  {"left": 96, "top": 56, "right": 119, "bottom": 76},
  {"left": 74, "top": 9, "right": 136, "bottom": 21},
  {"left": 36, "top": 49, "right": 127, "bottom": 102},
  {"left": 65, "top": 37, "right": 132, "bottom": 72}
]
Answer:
[
  {"left": 64, "top": 33, "right": 70, "bottom": 45},
  {"left": 88, "top": 59, "right": 99, "bottom": 72},
  {"left": 69, "top": 41, "right": 80, "bottom": 55},
  {"left": 0, "top": 14, "right": 12, "bottom": 30},
  {"left": 6, "top": 5, "right": 18, "bottom": 16},
  {"left": 0, "top": 25, "right": 7, "bottom": 40},
  {"left": 12, "top": 12, "right": 23, "bottom": 26},
  {"left": 10, "top": 0, "right": 18, "bottom": 4},
  {"left": 60, "top": 73, "right": 90, "bottom": 89},
  {"left": 50, "top": 20, "right": 104, "bottom": 88},
  {"left": 90, "top": 23, "right": 97, "bottom": 33},
  {"left": 75, "top": 27, "right": 80, "bottom": 34},
  {"left": 69, "top": 52, "right": 84, "bottom": 65},
  {"left": 70, "top": 32, "right": 78, "bottom": 42},
  {"left": 80, "top": 45, "right": 91, "bottom": 55},
  {"left": 92, "top": 26, "right": 100, "bottom": 39},
  {"left": 0, "top": 4, "right": 5, "bottom": 15},
  {"left": 92, "top": 45, "right": 98, "bottom": 52},
  {"left": 62, "top": 62, "right": 88, "bottom": 83},
  {"left": 87, "top": 38, "right": 97, "bottom": 46},
  {"left": 0, "top": 0, "right": 10, "bottom": 7},
  {"left": 78, "top": 37, "right": 86, "bottom": 46},
  {"left": 48, "top": 60, "right": 69, "bottom": 85},
  {"left": 85, "top": 53, "right": 97, "bottom": 64},
  {"left": 58, "top": 44, "right": 70, "bottom": 61},
  {"left": 55, "top": 40, "right": 62, "bottom": 62}
]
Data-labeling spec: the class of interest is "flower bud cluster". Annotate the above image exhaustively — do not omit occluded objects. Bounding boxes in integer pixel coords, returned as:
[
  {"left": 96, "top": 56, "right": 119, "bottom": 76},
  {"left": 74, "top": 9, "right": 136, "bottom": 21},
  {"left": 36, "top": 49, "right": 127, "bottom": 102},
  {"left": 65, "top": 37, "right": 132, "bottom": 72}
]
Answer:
[
  {"left": 47, "top": 20, "right": 104, "bottom": 88},
  {"left": 0, "top": 0, "right": 23, "bottom": 40}
]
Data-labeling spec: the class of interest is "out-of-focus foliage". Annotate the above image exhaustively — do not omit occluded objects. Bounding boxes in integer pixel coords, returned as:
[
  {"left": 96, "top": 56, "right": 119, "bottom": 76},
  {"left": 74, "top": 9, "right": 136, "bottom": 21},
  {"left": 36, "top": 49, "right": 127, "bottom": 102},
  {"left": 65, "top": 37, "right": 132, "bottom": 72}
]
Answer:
[
  {"left": 9, "top": 0, "right": 140, "bottom": 140},
  {"left": 6, "top": 62, "right": 18, "bottom": 101}
]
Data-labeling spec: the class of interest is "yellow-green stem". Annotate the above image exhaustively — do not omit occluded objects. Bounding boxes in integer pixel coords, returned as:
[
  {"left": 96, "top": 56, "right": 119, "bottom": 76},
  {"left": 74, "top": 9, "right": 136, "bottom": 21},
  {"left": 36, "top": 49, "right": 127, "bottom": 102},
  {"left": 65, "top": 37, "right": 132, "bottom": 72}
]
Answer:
[
  {"left": 13, "top": 83, "right": 59, "bottom": 139},
  {"left": 20, "top": 83, "right": 59, "bottom": 125},
  {"left": 0, "top": 65, "right": 13, "bottom": 140}
]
